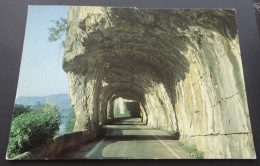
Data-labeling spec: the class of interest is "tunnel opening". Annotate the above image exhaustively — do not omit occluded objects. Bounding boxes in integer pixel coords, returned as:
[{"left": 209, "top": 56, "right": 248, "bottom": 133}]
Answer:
[
  {"left": 112, "top": 97, "right": 141, "bottom": 119},
  {"left": 125, "top": 102, "right": 141, "bottom": 118}
]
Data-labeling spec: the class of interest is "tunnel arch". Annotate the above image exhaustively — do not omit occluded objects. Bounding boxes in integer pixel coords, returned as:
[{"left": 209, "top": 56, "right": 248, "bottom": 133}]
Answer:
[
  {"left": 98, "top": 76, "right": 180, "bottom": 132},
  {"left": 98, "top": 85, "right": 145, "bottom": 123}
]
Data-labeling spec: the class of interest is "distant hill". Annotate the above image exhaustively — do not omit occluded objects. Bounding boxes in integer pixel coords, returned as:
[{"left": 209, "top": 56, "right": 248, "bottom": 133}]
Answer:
[{"left": 15, "top": 94, "right": 72, "bottom": 108}]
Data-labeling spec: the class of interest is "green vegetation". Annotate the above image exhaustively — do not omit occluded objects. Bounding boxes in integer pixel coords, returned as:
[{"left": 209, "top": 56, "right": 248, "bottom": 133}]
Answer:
[
  {"left": 48, "top": 17, "right": 68, "bottom": 48},
  {"left": 7, "top": 97, "right": 62, "bottom": 158},
  {"left": 13, "top": 104, "right": 32, "bottom": 118},
  {"left": 7, "top": 112, "right": 60, "bottom": 158},
  {"left": 43, "top": 97, "right": 61, "bottom": 118},
  {"left": 8, "top": 96, "right": 78, "bottom": 158},
  {"left": 65, "top": 107, "right": 76, "bottom": 133},
  {"left": 177, "top": 141, "right": 204, "bottom": 159},
  {"left": 114, "top": 111, "right": 131, "bottom": 118}
]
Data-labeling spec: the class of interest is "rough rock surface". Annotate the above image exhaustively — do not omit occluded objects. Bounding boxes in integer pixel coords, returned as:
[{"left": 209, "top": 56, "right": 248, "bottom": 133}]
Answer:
[
  {"left": 114, "top": 98, "right": 124, "bottom": 114},
  {"left": 63, "top": 7, "right": 255, "bottom": 158}
]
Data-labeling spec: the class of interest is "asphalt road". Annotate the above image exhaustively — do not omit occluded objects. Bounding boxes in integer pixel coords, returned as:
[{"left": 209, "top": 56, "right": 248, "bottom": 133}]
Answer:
[{"left": 59, "top": 118, "right": 192, "bottom": 159}]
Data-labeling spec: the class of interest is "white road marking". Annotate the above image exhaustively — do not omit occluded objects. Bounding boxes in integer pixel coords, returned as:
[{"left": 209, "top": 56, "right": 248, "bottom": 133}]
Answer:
[
  {"left": 135, "top": 119, "right": 181, "bottom": 159},
  {"left": 85, "top": 139, "right": 105, "bottom": 158}
]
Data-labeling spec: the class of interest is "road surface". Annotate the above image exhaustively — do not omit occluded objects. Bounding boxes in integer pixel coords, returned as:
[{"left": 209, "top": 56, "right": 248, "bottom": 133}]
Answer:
[{"left": 59, "top": 118, "right": 192, "bottom": 159}]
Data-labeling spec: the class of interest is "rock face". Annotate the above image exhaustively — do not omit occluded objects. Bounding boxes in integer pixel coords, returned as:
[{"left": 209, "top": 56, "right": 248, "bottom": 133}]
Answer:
[
  {"left": 115, "top": 98, "right": 124, "bottom": 114},
  {"left": 113, "top": 97, "right": 127, "bottom": 115},
  {"left": 63, "top": 7, "right": 256, "bottom": 158}
]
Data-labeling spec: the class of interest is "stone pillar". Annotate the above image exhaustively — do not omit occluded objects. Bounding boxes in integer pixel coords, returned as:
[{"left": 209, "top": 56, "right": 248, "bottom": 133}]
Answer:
[
  {"left": 107, "top": 99, "right": 114, "bottom": 119},
  {"left": 66, "top": 68, "right": 103, "bottom": 136},
  {"left": 140, "top": 103, "right": 147, "bottom": 124},
  {"left": 99, "top": 101, "right": 107, "bottom": 125},
  {"left": 118, "top": 98, "right": 125, "bottom": 114}
]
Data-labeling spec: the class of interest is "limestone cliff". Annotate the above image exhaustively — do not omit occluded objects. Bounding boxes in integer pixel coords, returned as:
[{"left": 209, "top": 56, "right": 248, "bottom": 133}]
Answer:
[{"left": 63, "top": 7, "right": 255, "bottom": 158}]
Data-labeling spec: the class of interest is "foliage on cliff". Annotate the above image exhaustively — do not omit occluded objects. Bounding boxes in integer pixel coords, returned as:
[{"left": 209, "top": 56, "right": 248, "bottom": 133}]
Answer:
[{"left": 48, "top": 17, "right": 68, "bottom": 48}]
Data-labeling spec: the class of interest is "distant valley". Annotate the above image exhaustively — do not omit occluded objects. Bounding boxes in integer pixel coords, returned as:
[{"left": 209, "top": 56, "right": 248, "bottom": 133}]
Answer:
[{"left": 15, "top": 94, "right": 72, "bottom": 108}]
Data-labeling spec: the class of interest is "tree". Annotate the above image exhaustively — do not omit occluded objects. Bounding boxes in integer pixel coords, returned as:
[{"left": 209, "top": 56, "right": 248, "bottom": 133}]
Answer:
[
  {"left": 43, "top": 97, "right": 61, "bottom": 118},
  {"left": 48, "top": 17, "right": 68, "bottom": 48},
  {"left": 13, "top": 104, "right": 32, "bottom": 118},
  {"left": 32, "top": 101, "right": 45, "bottom": 112}
]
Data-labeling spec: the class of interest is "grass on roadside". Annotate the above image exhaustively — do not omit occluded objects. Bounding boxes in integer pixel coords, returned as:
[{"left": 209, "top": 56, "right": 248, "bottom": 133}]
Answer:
[{"left": 177, "top": 141, "right": 204, "bottom": 159}]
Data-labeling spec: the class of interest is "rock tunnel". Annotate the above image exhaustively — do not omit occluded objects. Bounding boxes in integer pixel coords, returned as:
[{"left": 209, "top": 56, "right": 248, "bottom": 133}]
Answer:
[{"left": 62, "top": 7, "right": 255, "bottom": 158}]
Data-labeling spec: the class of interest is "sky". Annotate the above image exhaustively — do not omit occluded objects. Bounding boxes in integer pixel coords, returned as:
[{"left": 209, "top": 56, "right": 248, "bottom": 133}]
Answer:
[{"left": 16, "top": 6, "right": 69, "bottom": 97}]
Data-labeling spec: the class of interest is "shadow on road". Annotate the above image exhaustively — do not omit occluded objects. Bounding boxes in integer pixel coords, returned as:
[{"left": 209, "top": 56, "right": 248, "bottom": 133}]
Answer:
[
  {"left": 105, "top": 135, "right": 179, "bottom": 141},
  {"left": 57, "top": 118, "right": 181, "bottom": 159}
]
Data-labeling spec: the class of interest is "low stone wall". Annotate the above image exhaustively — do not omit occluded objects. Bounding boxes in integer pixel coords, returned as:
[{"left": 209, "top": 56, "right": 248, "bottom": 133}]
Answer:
[{"left": 11, "top": 130, "right": 97, "bottom": 160}]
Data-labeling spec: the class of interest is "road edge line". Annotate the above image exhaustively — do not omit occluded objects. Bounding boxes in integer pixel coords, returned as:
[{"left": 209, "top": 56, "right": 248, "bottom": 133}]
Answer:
[
  {"left": 135, "top": 119, "right": 181, "bottom": 159},
  {"left": 85, "top": 139, "right": 105, "bottom": 158}
]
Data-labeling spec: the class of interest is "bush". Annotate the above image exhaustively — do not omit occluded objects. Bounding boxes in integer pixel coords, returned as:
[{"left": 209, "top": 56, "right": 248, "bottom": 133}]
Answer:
[{"left": 7, "top": 112, "right": 60, "bottom": 158}]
